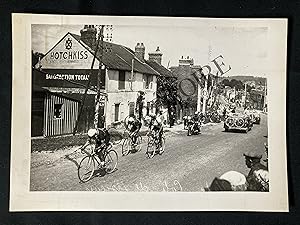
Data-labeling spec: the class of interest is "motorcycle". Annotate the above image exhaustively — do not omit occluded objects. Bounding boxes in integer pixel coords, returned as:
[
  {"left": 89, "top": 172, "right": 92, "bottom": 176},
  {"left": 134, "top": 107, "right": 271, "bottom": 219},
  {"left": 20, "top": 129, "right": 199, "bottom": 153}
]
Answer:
[{"left": 187, "top": 118, "right": 201, "bottom": 136}]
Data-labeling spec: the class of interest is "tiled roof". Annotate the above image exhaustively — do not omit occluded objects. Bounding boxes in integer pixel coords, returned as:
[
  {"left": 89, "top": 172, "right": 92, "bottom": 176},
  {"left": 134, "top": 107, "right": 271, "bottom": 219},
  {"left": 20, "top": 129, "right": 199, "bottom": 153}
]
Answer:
[
  {"left": 169, "top": 65, "right": 198, "bottom": 101},
  {"left": 170, "top": 65, "right": 193, "bottom": 80},
  {"left": 71, "top": 33, "right": 159, "bottom": 76},
  {"left": 146, "top": 60, "right": 175, "bottom": 78}
]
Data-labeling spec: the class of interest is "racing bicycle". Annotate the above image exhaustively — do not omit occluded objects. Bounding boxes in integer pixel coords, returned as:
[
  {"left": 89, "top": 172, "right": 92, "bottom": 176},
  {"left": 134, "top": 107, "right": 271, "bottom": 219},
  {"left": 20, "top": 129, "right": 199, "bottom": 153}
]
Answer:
[
  {"left": 146, "top": 130, "right": 165, "bottom": 159},
  {"left": 122, "top": 132, "right": 142, "bottom": 156},
  {"left": 77, "top": 143, "right": 118, "bottom": 183}
]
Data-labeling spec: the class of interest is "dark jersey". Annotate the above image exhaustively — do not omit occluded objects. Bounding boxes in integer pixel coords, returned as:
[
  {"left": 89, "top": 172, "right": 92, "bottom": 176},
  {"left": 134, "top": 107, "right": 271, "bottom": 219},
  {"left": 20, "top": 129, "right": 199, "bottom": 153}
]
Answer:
[
  {"left": 192, "top": 115, "right": 200, "bottom": 122},
  {"left": 129, "top": 119, "right": 142, "bottom": 132},
  {"left": 94, "top": 128, "right": 110, "bottom": 147}
]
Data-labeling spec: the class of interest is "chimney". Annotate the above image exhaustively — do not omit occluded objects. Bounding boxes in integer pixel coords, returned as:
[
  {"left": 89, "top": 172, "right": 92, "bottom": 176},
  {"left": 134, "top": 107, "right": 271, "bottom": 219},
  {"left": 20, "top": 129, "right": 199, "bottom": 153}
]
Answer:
[
  {"left": 135, "top": 42, "right": 145, "bottom": 62},
  {"left": 179, "top": 56, "right": 194, "bottom": 66},
  {"left": 80, "top": 25, "right": 97, "bottom": 49},
  {"left": 148, "top": 46, "right": 163, "bottom": 65}
]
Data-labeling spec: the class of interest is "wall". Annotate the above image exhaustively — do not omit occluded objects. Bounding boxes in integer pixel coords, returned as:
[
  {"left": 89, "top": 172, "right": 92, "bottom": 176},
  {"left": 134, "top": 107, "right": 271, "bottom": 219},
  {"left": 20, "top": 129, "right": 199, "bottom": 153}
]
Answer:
[
  {"left": 44, "top": 93, "right": 79, "bottom": 136},
  {"left": 105, "top": 69, "right": 157, "bottom": 125}
]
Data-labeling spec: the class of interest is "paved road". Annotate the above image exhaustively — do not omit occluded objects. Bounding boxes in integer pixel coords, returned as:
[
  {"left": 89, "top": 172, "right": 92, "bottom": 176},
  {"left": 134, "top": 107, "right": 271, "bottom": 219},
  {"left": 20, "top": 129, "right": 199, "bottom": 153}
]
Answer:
[{"left": 30, "top": 114, "right": 268, "bottom": 192}]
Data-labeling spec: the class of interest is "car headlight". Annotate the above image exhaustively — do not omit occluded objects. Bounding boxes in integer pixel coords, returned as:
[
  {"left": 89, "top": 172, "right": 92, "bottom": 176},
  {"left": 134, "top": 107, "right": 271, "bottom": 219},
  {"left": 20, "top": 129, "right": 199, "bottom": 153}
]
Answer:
[
  {"left": 225, "top": 118, "right": 234, "bottom": 127},
  {"left": 235, "top": 118, "right": 245, "bottom": 127}
]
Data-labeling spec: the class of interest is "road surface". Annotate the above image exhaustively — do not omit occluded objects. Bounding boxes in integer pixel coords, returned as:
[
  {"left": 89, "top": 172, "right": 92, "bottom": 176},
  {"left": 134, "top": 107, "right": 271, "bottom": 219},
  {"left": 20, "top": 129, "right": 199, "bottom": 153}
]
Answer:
[{"left": 30, "top": 114, "right": 268, "bottom": 192}]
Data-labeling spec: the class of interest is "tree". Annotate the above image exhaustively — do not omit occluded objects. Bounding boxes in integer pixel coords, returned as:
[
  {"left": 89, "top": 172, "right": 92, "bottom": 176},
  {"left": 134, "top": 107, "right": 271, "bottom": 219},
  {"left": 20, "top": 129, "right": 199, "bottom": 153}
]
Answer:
[
  {"left": 32, "top": 51, "right": 44, "bottom": 68},
  {"left": 156, "top": 75, "right": 181, "bottom": 121},
  {"left": 221, "top": 78, "right": 231, "bottom": 87}
]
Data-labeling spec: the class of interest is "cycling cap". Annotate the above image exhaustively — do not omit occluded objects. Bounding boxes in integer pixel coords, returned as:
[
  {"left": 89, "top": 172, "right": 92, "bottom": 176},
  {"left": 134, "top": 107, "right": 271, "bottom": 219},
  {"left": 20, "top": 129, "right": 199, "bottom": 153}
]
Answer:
[
  {"left": 149, "top": 113, "right": 156, "bottom": 118},
  {"left": 243, "top": 151, "right": 262, "bottom": 159},
  {"left": 88, "top": 128, "right": 97, "bottom": 137},
  {"left": 128, "top": 117, "right": 135, "bottom": 122}
]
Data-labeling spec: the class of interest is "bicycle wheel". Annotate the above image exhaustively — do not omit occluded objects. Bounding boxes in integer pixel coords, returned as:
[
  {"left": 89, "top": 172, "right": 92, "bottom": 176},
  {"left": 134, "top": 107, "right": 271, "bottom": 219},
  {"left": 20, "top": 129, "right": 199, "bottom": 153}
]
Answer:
[
  {"left": 135, "top": 135, "right": 142, "bottom": 152},
  {"left": 104, "top": 150, "right": 118, "bottom": 174},
  {"left": 146, "top": 136, "right": 156, "bottom": 159},
  {"left": 159, "top": 137, "right": 166, "bottom": 155},
  {"left": 78, "top": 155, "right": 95, "bottom": 183},
  {"left": 122, "top": 137, "right": 132, "bottom": 156}
]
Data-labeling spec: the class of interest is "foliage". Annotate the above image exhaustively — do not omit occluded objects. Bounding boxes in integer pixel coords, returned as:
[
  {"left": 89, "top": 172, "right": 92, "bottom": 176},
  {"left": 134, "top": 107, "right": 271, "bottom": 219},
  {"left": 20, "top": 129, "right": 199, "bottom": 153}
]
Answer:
[
  {"left": 32, "top": 51, "right": 45, "bottom": 68},
  {"left": 221, "top": 78, "right": 244, "bottom": 90},
  {"left": 156, "top": 76, "right": 181, "bottom": 109}
]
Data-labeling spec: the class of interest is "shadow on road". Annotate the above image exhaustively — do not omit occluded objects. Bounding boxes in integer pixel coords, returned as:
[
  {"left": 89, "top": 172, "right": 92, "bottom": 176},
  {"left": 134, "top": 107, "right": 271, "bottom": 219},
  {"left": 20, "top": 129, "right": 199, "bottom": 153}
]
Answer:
[{"left": 65, "top": 154, "right": 80, "bottom": 168}]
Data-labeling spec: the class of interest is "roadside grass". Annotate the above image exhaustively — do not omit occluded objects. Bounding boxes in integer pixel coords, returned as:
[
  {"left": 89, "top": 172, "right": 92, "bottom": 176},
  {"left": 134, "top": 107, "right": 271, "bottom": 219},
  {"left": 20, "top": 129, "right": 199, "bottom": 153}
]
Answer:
[{"left": 31, "top": 129, "right": 150, "bottom": 153}]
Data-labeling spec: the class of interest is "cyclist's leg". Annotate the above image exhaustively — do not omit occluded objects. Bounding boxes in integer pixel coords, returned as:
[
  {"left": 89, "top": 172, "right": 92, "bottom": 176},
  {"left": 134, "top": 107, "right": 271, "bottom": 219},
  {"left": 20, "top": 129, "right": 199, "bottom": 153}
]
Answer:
[
  {"left": 96, "top": 147, "right": 105, "bottom": 165},
  {"left": 132, "top": 131, "right": 137, "bottom": 144},
  {"left": 159, "top": 126, "right": 163, "bottom": 143}
]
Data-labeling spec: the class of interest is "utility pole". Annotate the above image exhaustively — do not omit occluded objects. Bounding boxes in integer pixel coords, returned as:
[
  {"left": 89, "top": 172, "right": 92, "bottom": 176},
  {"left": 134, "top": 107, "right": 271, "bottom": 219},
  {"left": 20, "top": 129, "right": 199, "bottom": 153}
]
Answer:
[
  {"left": 196, "top": 81, "right": 201, "bottom": 112},
  {"left": 263, "top": 79, "right": 267, "bottom": 112},
  {"left": 73, "top": 26, "right": 102, "bottom": 135},
  {"left": 94, "top": 25, "right": 113, "bottom": 128},
  {"left": 94, "top": 25, "right": 104, "bottom": 128},
  {"left": 202, "top": 43, "right": 211, "bottom": 114},
  {"left": 202, "top": 77, "right": 208, "bottom": 114}
]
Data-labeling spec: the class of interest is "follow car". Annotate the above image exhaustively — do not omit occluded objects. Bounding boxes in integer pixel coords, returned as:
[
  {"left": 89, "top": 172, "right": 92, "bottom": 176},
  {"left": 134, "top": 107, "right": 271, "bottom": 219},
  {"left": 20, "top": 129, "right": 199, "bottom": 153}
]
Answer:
[
  {"left": 224, "top": 113, "right": 253, "bottom": 133},
  {"left": 245, "top": 110, "right": 261, "bottom": 124}
]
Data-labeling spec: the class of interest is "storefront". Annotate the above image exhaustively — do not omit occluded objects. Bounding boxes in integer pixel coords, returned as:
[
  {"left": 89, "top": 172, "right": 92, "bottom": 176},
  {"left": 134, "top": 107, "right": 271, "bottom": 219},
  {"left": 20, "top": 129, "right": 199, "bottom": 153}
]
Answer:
[{"left": 33, "top": 26, "right": 159, "bottom": 136}]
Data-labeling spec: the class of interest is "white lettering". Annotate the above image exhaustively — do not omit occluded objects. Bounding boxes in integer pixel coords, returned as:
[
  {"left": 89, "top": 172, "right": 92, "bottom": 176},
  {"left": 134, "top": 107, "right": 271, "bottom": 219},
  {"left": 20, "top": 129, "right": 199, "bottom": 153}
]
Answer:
[
  {"left": 48, "top": 50, "right": 89, "bottom": 60},
  {"left": 45, "top": 73, "right": 89, "bottom": 81}
]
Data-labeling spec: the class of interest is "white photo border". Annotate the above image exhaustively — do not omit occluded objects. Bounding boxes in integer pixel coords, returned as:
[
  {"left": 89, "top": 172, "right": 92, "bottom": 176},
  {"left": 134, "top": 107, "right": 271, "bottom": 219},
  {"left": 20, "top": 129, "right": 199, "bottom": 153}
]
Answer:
[{"left": 10, "top": 13, "right": 288, "bottom": 212}]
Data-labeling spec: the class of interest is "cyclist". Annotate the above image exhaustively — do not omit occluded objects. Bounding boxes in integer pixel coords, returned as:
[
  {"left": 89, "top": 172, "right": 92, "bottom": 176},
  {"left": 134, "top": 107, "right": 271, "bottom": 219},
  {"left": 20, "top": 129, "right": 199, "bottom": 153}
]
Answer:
[
  {"left": 127, "top": 115, "right": 142, "bottom": 148},
  {"left": 80, "top": 128, "right": 111, "bottom": 167},
  {"left": 192, "top": 111, "right": 201, "bottom": 133},
  {"left": 148, "top": 113, "right": 164, "bottom": 153}
]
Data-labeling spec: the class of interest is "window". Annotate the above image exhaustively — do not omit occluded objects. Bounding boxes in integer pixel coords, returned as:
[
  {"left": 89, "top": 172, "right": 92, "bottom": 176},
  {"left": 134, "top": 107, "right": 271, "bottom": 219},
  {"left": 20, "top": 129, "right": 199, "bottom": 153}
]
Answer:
[
  {"left": 54, "top": 104, "right": 63, "bottom": 119},
  {"left": 143, "top": 74, "right": 153, "bottom": 89},
  {"left": 129, "top": 102, "right": 135, "bottom": 116},
  {"left": 115, "top": 103, "right": 120, "bottom": 121},
  {"left": 118, "top": 70, "right": 125, "bottom": 90}
]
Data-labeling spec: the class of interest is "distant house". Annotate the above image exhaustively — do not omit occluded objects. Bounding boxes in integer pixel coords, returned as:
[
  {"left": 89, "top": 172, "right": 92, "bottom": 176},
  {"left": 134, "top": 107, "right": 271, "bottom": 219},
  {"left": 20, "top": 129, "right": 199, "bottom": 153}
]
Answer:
[
  {"left": 170, "top": 56, "right": 198, "bottom": 117},
  {"left": 146, "top": 47, "right": 179, "bottom": 122},
  {"left": 32, "top": 25, "right": 160, "bottom": 137}
]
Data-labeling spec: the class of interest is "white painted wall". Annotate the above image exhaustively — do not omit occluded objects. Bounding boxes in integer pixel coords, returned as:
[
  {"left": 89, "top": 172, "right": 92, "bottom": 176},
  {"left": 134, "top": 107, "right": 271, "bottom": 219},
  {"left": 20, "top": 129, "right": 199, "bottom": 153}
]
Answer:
[{"left": 105, "top": 69, "right": 157, "bottom": 126}]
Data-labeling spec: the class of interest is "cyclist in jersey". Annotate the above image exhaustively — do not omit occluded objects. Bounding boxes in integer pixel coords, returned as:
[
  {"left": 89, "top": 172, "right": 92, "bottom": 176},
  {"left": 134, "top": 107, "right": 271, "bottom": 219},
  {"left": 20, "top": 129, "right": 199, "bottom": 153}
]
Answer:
[
  {"left": 192, "top": 111, "right": 201, "bottom": 134},
  {"left": 80, "top": 128, "right": 111, "bottom": 167},
  {"left": 127, "top": 115, "right": 142, "bottom": 148},
  {"left": 148, "top": 113, "right": 164, "bottom": 153}
]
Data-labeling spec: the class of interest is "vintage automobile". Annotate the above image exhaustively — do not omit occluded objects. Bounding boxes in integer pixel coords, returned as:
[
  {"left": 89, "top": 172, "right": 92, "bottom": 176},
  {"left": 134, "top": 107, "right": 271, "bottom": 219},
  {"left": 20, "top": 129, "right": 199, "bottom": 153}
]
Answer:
[
  {"left": 224, "top": 112, "right": 253, "bottom": 133},
  {"left": 245, "top": 110, "right": 261, "bottom": 124}
]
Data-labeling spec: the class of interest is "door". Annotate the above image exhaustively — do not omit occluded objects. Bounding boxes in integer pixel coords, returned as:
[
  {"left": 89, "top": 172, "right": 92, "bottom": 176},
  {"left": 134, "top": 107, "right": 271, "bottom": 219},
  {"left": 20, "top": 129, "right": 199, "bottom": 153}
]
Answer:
[{"left": 115, "top": 103, "right": 120, "bottom": 122}]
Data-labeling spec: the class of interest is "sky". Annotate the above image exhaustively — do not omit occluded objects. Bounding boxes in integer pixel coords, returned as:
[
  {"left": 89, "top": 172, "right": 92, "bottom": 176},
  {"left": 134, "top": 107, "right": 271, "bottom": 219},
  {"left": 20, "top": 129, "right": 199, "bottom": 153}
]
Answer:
[{"left": 32, "top": 24, "right": 269, "bottom": 77}]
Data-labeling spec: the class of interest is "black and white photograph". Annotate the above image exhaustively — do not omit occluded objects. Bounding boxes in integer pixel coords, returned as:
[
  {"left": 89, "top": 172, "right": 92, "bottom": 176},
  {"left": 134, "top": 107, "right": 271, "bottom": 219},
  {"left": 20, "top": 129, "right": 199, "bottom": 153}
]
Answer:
[{"left": 10, "top": 14, "right": 288, "bottom": 211}]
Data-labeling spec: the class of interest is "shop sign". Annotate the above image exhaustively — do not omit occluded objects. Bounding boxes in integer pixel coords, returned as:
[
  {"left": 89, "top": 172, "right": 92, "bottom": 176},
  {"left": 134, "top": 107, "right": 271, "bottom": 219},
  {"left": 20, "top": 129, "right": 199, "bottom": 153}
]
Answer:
[
  {"left": 39, "top": 33, "right": 99, "bottom": 70},
  {"left": 45, "top": 73, "right": 90, "bottom": 81}
]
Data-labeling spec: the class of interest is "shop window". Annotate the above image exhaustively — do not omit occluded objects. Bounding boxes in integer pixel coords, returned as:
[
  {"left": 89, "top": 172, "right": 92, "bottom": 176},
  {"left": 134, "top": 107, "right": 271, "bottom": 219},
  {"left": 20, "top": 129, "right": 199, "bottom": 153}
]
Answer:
[
  {"left": 115, "top": 103, "right": 120, "bottom": 121},
  {"left": 118, "top": 71, "right": 125, "bottom": 90},
  {"left": 54, "top": 103, "right": 63, "bottom": 119},
  {"left": 143, "top": 74, "right": 153, "bottom": 89}
]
